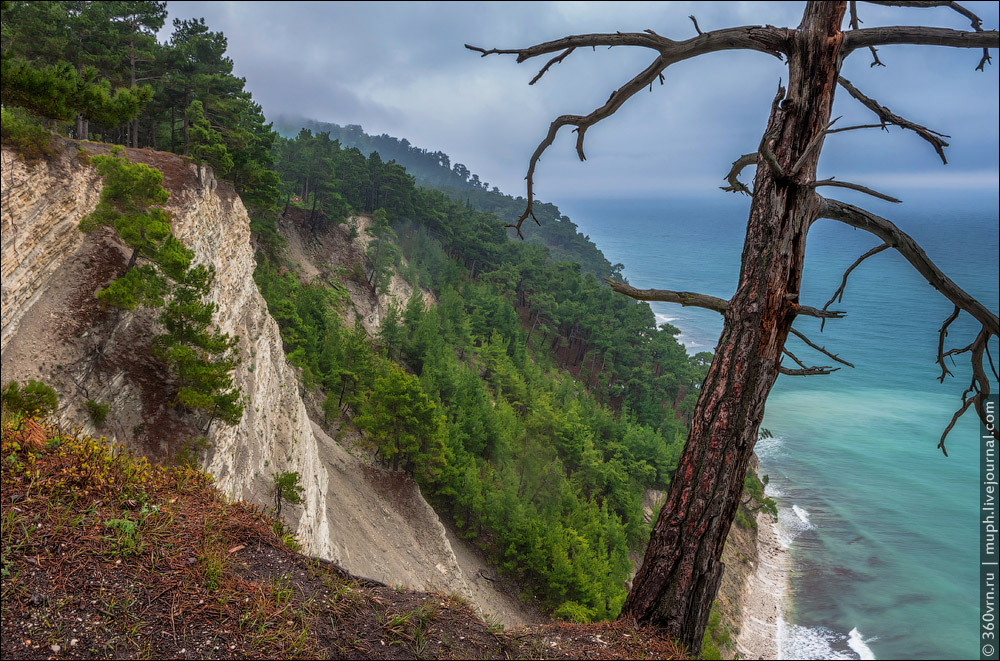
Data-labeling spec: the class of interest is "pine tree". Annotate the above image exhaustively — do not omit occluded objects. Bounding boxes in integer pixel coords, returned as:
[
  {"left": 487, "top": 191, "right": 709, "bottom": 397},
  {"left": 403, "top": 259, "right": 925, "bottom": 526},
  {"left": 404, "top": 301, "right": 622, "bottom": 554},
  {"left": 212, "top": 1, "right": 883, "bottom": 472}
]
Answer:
[
  {"left": 79, "top": 147, "right": 192, "bottom": 309},
  {"left": 153, "top": 264, "right": 243, "bottom": 432}
]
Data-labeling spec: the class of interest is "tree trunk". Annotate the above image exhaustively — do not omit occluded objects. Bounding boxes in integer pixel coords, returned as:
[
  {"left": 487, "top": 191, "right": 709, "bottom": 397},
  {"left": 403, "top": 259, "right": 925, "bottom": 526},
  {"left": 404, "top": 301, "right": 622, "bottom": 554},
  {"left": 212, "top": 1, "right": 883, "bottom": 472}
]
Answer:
[
  {"left": 182, "top": 93, "right": 190, "bottom": 155},
  {"left": 621, "top": 2, "right": 846, "bottom": 654},
  {"left": 129, "top": 35, "right": 139, "bottom": 149}
]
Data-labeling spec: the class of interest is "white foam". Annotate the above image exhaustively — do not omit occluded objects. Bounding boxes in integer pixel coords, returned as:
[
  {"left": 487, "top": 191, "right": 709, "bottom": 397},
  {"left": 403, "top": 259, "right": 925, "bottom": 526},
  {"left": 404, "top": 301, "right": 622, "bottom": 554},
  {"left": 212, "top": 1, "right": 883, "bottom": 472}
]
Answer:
[
  {"left": 779, "top": 619, "right": 875, "bottom": 660},
  {"left": 848, "top": 628, "right": 876, "bottom": 660},
  {"left": 653, "top": 312, "right": 679, "bottom": 325},
  {"left": 754, "top": 433, "right": 785, "bottom": 461},
  {"left": 774, "top": 504, "right": 814, "bottom": 550}
]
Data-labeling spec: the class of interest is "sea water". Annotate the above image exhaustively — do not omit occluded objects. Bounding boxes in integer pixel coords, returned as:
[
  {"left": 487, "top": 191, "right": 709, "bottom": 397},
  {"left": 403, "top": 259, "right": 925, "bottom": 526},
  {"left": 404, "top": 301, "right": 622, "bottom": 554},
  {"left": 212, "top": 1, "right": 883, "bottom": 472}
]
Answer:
[{"left": 561, "top": 193, "right": 999, "bottom": 660}]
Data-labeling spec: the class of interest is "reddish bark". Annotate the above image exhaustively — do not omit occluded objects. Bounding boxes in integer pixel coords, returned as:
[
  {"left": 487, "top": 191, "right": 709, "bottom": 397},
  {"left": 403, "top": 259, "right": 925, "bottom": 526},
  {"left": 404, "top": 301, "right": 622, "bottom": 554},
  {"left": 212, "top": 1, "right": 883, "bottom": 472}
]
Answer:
[{"left": 620, "top": 2, "right": 848, "bottom": 653}]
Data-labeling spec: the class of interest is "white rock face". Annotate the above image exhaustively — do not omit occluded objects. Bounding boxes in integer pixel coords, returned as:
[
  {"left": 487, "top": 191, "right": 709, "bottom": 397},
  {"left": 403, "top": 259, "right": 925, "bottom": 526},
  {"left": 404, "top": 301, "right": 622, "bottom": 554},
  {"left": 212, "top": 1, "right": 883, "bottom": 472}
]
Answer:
[
  {"left": 1, "top": 144, "right": 330, "bottom": 557},
  {"left": 0, "top": 143, "right": 479, "bottom": 606}
]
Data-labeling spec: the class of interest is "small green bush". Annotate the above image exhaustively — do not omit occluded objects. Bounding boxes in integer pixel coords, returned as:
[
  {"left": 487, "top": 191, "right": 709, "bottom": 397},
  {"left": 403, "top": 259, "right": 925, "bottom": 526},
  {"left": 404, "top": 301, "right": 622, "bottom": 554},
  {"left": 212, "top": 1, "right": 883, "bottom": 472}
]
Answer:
[
  {"left": 85, "top": 399, "right": 110, "bottom": 426},
  {"left": 272, "top": 470, "right": 305, "bottom": 519},
  {"left": 1, "top": 379, "right": 58, "bottom": 417},
  {"left": 1, "top": 107, "right": 53, "bottom": 161}
]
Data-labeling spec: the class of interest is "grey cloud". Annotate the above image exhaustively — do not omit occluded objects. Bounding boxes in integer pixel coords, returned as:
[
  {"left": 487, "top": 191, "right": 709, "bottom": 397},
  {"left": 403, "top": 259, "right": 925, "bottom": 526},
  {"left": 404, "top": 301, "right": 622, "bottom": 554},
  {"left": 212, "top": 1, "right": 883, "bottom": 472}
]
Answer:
[{"left": 164, "top": 1, "right": 999, "bottom": 199}]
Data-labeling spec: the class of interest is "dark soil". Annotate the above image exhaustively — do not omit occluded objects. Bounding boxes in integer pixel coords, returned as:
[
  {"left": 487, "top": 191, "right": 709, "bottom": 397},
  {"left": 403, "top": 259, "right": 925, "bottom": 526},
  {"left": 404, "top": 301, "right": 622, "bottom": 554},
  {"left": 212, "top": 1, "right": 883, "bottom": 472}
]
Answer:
[{"left": 1, "top": 417, "right": 686, "bottom": 660}]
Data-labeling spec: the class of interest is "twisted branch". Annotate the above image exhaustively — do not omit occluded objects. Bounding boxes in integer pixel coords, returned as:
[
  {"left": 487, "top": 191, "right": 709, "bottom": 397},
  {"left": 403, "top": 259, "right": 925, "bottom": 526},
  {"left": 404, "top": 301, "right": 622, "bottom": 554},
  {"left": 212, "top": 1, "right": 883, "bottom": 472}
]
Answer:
[
  {"left": 936, "top": 306, "right": 961, "bottom": 381},
  {"left": 937, "top": 329, "right": 995, "bottom": 454},
  {"left": 818, "top": 197, "right": 999, "bottom": 449},
  {"left": 467, "top": 26, "right": 789, "bottom": 237},
  {"left": 818, "top": 197, "right": 998, "bottom": 335},
  {"left": 721, "top": 153, "right": 757, "bottom": 196}
]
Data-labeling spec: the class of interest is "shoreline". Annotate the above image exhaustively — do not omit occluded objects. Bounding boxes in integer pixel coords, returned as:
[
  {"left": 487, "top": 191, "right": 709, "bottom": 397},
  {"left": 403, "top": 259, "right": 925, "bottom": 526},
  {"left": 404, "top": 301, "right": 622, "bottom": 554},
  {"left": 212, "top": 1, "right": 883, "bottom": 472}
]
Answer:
[{"left": 735, "top": 510, "right": 789, "bottom": 660}]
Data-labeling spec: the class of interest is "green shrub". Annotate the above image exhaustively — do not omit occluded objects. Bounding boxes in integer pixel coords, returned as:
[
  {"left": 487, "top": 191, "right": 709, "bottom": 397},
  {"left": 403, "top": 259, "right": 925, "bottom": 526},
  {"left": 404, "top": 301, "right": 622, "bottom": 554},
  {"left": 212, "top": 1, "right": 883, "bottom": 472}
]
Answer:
[
  {"left": 85, "top": 399, "right": 110, "bottom": 426},
  {"left": 0, "top": 106, "right": 53, "bottom": 161},
  {"left": 1, "top": 379, "right": 58, "bottom": 417},
  {"left": 553, "top": 600, "right": 597, "bottom": 623},
  {"left": 272, "top": 470, "right": 305, "bottom": 519}
]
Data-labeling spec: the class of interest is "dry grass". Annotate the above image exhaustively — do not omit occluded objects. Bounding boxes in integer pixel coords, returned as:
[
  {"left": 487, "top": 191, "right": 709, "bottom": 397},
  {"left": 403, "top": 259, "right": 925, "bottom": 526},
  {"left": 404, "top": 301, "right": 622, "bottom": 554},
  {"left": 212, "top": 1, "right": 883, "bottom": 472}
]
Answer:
[{"left": 1, "top": 411, "right": 685, "bottom": 660}]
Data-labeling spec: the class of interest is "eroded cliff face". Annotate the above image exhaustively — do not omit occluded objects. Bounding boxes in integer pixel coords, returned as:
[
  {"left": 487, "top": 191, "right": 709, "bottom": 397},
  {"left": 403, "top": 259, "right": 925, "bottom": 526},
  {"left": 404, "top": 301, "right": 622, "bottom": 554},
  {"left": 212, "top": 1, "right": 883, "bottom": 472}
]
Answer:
[
  {"left": 1, "top": 143, "right": 332, "bottom": 557},
  {"left": 1, "top": 141, "right": 484, "bottom": 613}
]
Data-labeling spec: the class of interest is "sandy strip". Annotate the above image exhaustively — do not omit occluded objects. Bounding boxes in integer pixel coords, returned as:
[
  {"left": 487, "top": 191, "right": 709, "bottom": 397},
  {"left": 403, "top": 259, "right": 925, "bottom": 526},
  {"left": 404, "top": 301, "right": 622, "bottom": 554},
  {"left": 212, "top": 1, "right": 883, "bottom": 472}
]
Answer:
[{"left": 735, "top": 512, "right": 788, "bottom": 660}]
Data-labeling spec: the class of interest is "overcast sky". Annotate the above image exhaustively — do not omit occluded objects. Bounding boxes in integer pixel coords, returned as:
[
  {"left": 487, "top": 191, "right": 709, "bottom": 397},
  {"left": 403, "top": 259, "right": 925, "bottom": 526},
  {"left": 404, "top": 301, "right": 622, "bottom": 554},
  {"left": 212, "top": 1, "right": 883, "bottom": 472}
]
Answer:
[{"left": 161, "top": 1, "right": 999, "bottom": 203}]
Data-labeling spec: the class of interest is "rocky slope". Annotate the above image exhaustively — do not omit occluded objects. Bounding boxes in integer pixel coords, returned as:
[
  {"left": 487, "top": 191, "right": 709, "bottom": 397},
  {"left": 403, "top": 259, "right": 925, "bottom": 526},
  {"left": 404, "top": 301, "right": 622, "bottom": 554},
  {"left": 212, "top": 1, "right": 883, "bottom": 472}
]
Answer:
[{"left": 0, "top": 141, "right": 476, "bottom": 611}]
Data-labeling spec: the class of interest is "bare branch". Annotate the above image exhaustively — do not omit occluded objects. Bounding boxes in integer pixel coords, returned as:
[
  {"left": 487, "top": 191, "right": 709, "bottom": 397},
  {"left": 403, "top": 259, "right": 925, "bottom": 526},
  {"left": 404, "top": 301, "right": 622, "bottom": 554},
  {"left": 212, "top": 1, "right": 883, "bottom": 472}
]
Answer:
[
  {"left": 819, "top": 197, "right": 999, "bottom": 450},
  {"left": 820, "top": 242, "right": 890, "bottom": 330},
  {"left": 788, "top": 327, "right": 855, "bottom": 368},
  {"left": 608, "top": 279, "right": 842, "bottom": 320},
  {"left": 936, "top": 306, "right": 962, "bottom": 381},
  {"left": 844, "top": 25, "right": 998, "bottom": 53},
  {"left": 810, "top": 177, "right": 902, "bottom": 203},
  {"left": 721, "top": 153, "right": 757, "bottom": 196},
  {"left": 465, "top": 33, "right": 665, "bottom": 59},
  {"left": 689, "top": 15, "right": 704, "bottom": 36},
  {"left": 818, "top": 197, "right": 999, "bottom": 336},
  {"left": 529, "top": 48, "right": 576, "bottom": 85},
  {"left": 797, "top": 304, "right": 848, "bottom": 320},
  {"left": 780, "top": 348, "right": 839, "bottom": 375},
  {"left": 837, "top": 76, "right": 951, "bottom": 163},
  {"left": 825, "top": 123, "right": 886, "bottom": 134},
  {"left": 607, "top": 280, "right": 728, "bottom": 314},
  {"left": 862, "top": 1, "right": 983, "bottom": 31},
  {"left": 469, "top": 26, "right": 790, "bottom": 237},
  {"left": 849, "top": 1, "right": 886, "bottom": 66},
  {"left": 779, "top": 366, "right": 841, "bottom": 376},
  {"left": 938, "top": 328, "right": 997, "bottom": 454}
]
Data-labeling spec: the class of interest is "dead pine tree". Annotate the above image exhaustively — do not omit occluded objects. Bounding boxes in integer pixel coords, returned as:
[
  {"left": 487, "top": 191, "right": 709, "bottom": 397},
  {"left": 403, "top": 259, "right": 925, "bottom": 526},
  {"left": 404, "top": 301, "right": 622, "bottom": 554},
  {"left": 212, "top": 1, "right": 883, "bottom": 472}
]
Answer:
[{"left": 468, "top": 1, "right": 998, "bottom": 653}]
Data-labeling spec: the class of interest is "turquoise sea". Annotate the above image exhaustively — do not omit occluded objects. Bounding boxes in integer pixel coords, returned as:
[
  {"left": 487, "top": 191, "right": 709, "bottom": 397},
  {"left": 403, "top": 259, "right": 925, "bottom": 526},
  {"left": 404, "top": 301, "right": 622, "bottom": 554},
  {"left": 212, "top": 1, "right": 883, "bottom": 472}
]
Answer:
[{"left": 560, "top": 192, "right": 1000, "bottom": 660}]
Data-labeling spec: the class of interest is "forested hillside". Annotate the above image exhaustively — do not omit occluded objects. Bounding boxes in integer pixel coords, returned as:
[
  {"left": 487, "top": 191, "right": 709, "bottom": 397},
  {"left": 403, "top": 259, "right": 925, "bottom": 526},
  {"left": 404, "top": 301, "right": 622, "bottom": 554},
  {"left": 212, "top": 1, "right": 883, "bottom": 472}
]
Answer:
[
  {"left": 2, "top": 0, "right": 713, "bottom": 624},
  {"left": 255, "top": 129, "right": 710, "bottom": 620},
  {"left": 275, "top": 116, "right": 616, "bottom": 277}
]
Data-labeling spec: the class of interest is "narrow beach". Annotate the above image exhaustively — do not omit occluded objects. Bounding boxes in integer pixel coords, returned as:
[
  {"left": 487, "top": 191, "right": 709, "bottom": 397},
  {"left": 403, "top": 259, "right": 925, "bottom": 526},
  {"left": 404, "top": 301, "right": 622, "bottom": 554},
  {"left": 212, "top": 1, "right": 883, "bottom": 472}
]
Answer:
[{"left": 735, "top": 511, "right": 788, "bottom": 660}]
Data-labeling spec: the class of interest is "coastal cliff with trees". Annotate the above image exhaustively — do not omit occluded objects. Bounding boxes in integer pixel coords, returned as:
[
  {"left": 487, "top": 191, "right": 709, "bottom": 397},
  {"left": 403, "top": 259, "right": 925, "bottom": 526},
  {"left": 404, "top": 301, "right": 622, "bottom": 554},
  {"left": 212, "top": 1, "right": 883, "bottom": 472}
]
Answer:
[{"left": 9, "top": 1, "right": 989, "bottom": 659}]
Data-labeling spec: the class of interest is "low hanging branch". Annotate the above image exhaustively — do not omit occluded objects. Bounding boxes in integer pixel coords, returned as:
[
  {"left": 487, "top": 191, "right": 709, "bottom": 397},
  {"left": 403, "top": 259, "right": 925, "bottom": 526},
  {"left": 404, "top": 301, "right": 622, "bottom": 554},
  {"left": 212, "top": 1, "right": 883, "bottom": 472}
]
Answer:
[
  {"left": 818, "top": 196, "right": 999, "bottom": 448},
  {"left": 818, "top": 197, "right": 998, "bottom": 335},
  {"left": 466, "top": 25, "right": 789, "bottom": 237}
]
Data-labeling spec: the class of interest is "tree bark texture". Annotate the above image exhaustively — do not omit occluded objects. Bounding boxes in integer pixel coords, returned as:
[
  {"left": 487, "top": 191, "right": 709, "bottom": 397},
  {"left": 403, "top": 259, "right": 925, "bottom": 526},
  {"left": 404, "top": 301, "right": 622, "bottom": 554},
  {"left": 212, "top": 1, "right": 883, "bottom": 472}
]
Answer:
[{"left": 621, "top": 2, "right": 847, "bottom": 654}]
